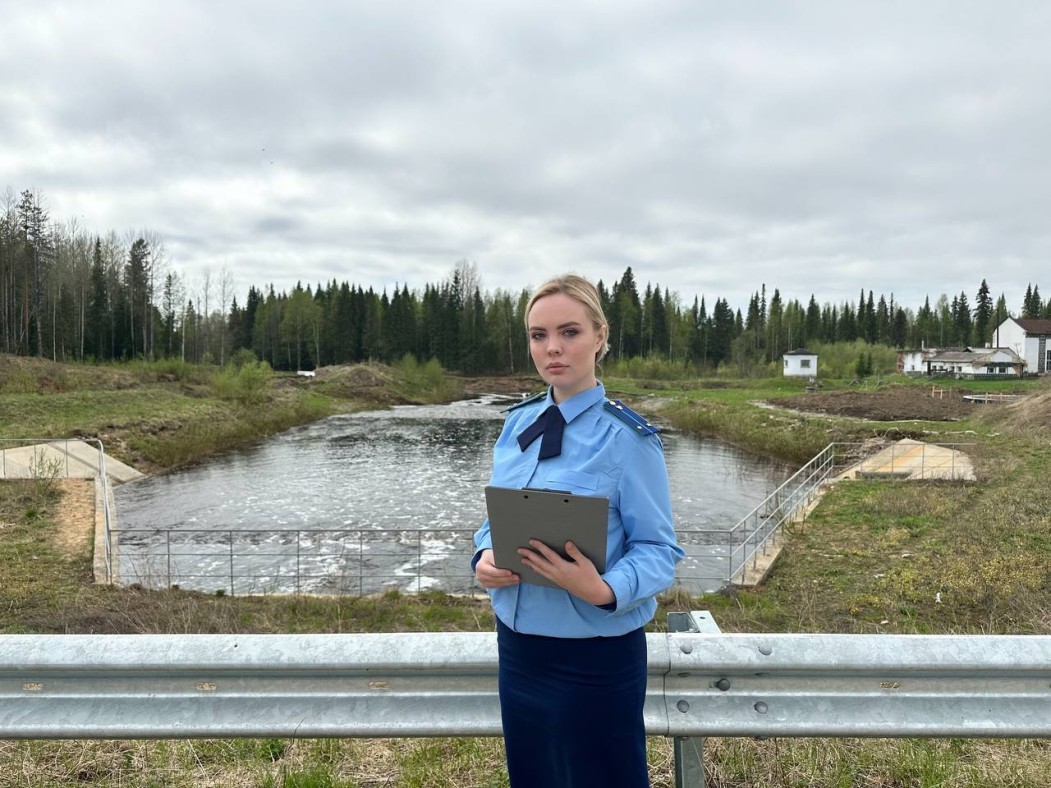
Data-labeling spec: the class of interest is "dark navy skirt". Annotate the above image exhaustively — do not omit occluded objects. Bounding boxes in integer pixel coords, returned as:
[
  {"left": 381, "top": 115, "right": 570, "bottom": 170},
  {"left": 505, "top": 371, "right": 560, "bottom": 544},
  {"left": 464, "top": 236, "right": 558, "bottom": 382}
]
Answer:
[{"left": 496, "top": 619, "right": 650, "bottom": 787}]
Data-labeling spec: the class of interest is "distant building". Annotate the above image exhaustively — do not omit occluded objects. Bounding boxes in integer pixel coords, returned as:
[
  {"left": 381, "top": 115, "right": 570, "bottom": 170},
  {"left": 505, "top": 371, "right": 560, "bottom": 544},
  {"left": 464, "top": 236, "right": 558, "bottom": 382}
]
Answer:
[
  {"left": 783, "top": 348, "right": 817, "bottom": 378},
  {"left": 925, "top": 347, "right": 1025, "bottom": 379},
  {"left": 897, "top": 346, "right": 938, "bottom": 375},
  {"left": 991, "top": 317, "right": 1051, "bottom": 374}
]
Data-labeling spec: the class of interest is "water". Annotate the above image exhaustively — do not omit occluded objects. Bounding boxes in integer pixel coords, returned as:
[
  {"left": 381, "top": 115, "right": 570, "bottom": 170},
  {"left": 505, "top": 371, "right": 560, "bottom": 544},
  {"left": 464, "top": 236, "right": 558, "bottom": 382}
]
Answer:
[{"left": 115, "top": 394, "right": 790, "bottom": 594}]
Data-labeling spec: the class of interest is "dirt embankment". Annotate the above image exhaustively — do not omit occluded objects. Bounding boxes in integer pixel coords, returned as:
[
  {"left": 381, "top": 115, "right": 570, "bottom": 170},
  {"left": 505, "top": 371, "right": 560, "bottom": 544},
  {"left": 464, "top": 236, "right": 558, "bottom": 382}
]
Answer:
[
  {"left": 991, "top": 385, "right": 1051, "bottom": 430},
  {"left": 769, "top": 386, "right": 989, "bottom": 421},
  {"left": 461, "top": 375, "right": 542, "bottom": 396}
]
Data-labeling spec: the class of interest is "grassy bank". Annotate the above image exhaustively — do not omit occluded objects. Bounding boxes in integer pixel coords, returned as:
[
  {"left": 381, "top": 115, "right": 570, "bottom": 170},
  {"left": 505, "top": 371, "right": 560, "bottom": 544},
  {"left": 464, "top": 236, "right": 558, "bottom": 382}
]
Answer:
[
  {"left": 0, "top": 355, "right": 464, "bottom": 472},
  {"left": 642, "top": 376, "right": 1051, "bottom": 637},
  {"left": 652, "top": 378, "right": 1051, "bottom": 787},
  {"left": 2, "top": 358, "right": 1050, "bottom": 785}
]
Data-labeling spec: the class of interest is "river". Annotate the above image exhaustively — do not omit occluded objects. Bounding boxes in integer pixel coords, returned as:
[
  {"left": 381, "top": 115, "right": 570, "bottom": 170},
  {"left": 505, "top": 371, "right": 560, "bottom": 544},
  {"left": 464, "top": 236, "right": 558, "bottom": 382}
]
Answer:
[{"left": 115, "top": 394, "right": 790, "bottom": 594}]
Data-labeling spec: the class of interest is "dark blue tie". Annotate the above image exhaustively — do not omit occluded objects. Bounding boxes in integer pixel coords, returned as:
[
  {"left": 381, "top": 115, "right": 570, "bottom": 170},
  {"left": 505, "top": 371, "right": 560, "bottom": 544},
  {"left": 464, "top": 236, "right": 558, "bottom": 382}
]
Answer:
[{"left": 517, "top": 405, "right": 565, "bottom": 460}]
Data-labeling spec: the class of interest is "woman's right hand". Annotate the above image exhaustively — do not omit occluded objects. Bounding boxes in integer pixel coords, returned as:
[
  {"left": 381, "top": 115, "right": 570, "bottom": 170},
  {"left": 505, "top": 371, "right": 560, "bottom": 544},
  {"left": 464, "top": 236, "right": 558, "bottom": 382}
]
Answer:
[{"left": 475, "top": 549, "right": 520, "bottom": 589}]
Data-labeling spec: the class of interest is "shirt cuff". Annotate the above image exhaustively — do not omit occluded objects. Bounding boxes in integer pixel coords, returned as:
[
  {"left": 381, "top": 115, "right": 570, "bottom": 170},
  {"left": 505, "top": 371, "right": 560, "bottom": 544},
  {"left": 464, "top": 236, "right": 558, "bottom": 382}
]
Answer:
[
  {"left": 595, "top": 580, "right": 618, "bottom": 611},
  {"left": 470, "top": 545, "right": 490, "bottom": 572}
]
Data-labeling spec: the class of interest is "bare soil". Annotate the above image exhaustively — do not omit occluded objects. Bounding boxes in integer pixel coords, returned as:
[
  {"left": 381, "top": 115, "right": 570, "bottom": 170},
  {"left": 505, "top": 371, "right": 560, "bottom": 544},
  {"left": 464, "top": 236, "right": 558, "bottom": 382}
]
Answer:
[
  {"left": 53, "top": 479, "right": 95, "bottom": 561},
  {"left": 462, "top": 374, "right": 542, "bottom": 396},
  {"left": 767, "top": 385, "right": 980, "bottom": 421}
]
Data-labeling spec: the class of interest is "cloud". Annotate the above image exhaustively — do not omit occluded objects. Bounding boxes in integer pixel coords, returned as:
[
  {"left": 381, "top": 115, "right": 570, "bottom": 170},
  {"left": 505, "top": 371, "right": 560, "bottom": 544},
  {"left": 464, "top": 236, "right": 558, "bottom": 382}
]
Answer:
[{"left": 1, "top": 0, "right": 1049, "bottom": 313}]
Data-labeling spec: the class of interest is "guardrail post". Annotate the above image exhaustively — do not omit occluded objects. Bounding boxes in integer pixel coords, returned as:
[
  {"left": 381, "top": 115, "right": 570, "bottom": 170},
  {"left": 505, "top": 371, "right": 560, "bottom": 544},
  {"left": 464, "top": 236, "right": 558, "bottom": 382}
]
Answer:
[
  {"left": 675, "top": 737, "right": 705, "bottom": 788},
  {"left": 669, "top": 611, "right": 708, "bottom": 788}
]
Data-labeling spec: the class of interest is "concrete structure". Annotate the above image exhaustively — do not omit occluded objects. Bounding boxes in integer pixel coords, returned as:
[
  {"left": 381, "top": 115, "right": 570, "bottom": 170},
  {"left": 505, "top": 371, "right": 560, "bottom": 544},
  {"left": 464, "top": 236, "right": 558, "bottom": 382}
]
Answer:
[
  {"left": 782, "top": 348, "right": 817, "bottom": 378},
  {"left": 0, "top": 440, "right": 143, "bottom": 483},
  {"left": 925, "top": 347, "right": 1025, "bottom": 379},
  {"left": 0, "top": 440, "right": 142, "bottom": 586},
  {"left": 837, "top": 439, "right": 975, "bottom": 481},
  {"left": 991, "top": 317, "right": 1051, "bottom": 374}
]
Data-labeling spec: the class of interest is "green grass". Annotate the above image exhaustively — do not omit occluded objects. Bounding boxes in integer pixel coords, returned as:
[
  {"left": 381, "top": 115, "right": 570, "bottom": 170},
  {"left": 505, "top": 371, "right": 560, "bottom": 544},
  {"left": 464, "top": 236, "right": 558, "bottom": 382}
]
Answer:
[{"left": 1, "top": 360, "right": 1050, "bottom": 785}]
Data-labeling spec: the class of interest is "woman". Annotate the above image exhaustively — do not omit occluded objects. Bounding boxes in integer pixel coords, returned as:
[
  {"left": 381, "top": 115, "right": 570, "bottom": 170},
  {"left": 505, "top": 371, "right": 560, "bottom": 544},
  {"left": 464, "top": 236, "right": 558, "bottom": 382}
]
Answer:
[{"left": 473, "top": 274, "right": 684, "bottom": 787}]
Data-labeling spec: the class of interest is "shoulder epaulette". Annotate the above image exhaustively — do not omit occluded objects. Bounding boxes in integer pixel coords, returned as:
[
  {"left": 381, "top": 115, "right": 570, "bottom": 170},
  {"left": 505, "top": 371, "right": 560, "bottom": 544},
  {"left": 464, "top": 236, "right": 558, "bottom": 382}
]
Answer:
[
  {"left": 604, "top": 398, "right": 661, "bottom": 435},
  {"left": 502, "top": 391, "right": 546, "bottom": 413}
]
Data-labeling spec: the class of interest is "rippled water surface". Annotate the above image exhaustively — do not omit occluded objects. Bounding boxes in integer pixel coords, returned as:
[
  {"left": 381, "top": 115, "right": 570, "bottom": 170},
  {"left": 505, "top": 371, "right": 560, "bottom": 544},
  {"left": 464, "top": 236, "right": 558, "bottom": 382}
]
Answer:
[{"left": 116, "top": 395, "right": 790, "bottom": 593}]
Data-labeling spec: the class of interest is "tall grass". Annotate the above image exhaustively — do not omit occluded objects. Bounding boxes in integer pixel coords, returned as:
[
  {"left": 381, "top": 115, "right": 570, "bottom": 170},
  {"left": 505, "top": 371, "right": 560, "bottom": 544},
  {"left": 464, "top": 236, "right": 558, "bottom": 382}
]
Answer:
[
  {"left": 119, "top": 358, "right": 213, "bottom": 384},
  {"left": 660, "top": 395, "right": 834, "bottom": 463},
  {"left": 602, "top": 355, "right": 697, "bottom": 383},
  {"left": 132, "top": 393, "right": 333, "bottom": 469}
]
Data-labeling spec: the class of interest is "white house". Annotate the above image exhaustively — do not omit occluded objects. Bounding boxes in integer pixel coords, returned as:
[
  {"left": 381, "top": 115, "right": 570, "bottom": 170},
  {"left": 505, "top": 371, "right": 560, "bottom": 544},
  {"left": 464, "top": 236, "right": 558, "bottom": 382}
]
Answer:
[
  {"left": 897, "top": 347, "right": 938, "bottom": 375},
  {"left": 925, "top": 347, "right": 1025, "bottom": 379},
  {"left": 991, "top": 317, "right": 1051, "bottom": 375},
  {"left": 783, "top": 348, "right": 817, "bottom": 378}
]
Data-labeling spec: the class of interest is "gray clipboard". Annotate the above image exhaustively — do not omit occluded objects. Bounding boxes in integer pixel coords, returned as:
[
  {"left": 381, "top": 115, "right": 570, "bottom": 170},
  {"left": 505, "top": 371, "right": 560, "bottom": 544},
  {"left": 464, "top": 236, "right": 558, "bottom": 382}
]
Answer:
[{"left": 484, "top": 485, "right": 609, "bottom": 588}]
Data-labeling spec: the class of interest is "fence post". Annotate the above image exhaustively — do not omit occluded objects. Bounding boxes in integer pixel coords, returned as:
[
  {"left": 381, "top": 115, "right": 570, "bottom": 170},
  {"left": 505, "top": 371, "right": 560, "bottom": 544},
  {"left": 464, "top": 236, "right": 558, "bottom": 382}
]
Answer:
[
  {"left": 296, "top": 531, "right": 302, "bottom": 596},
  {"left": 166, "top": 531, "right": 172, "bottom": 588},
  {"left": 751, "top": 512, "right": 759, "bottom": 570},
  {"left": 229, "top": 530, "right": 235, "bottom": 595}
]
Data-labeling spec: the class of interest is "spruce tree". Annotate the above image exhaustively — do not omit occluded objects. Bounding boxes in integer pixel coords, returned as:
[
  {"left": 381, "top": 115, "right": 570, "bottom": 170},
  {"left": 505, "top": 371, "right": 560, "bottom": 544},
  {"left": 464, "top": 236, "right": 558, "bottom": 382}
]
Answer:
[{"left": 973, "top": 279, "right": 992, "bottom": 346}]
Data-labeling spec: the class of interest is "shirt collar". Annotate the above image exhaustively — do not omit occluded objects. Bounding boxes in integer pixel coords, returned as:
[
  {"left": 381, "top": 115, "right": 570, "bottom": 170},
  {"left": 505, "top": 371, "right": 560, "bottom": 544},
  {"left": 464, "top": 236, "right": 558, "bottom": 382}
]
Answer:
[{"left": 544, "top": 380, "right": 606, "bottom": 425}]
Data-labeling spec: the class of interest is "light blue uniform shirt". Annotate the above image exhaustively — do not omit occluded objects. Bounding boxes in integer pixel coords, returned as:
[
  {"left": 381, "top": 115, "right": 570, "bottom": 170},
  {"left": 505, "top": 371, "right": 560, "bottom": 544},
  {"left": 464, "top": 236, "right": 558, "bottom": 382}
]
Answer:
[{"left": 473, "top": 382, "right": 684, "bottom": 638}]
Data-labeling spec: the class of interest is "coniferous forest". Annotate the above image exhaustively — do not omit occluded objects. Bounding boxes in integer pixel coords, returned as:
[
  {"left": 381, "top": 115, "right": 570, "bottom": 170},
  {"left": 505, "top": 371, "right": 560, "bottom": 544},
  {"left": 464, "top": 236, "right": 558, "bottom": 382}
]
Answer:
[{"left": 3, "top": 188, "right": 1050, "bottom": 375}]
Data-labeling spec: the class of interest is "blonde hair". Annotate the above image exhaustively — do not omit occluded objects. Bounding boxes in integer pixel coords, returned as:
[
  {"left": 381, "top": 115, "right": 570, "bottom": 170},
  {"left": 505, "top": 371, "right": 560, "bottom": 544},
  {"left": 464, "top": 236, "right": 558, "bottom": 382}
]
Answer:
[{"left": 525, "top": 274, "right": 611, "bottom": 363}]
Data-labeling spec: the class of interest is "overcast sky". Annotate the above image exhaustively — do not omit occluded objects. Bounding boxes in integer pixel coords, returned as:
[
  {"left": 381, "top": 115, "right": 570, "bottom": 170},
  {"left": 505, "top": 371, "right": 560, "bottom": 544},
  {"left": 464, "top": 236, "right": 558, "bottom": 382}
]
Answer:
[{"left": 3, "top": 1, "right": 1048, "bottom": 313}]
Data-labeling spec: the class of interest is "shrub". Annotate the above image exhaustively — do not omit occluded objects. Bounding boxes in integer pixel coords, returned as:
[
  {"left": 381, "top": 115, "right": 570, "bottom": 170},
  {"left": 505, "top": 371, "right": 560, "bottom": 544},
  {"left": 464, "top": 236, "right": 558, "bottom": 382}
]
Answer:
[
  {"left": 229, "top": 348, "right": 258, "bottom": 370},
  {"left": 212, "top": 360, "right": 273, "bottom": 405},
  {"left": 394, "top": 355, "right": 462, "bottom": 402}
]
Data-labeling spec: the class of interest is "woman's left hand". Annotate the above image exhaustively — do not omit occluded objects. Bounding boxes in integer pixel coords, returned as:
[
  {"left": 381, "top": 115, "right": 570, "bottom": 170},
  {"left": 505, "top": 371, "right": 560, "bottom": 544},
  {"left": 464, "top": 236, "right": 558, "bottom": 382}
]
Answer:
[{"left": 518, "top": 540, "right": 615, "bottom": 606}]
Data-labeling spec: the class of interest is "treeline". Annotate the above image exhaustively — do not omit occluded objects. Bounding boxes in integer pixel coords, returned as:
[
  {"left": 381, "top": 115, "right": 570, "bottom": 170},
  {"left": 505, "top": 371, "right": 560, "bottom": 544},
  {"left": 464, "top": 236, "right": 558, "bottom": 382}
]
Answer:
[{"left": 3, "top": 187, "right": 1050, "bottom": 374}]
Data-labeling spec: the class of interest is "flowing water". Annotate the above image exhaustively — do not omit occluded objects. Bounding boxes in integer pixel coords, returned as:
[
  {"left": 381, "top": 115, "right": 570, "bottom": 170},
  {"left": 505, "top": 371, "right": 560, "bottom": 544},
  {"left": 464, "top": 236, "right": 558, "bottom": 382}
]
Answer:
[{"left": 116, "top": 394, "right": 790, "bottom": 594}]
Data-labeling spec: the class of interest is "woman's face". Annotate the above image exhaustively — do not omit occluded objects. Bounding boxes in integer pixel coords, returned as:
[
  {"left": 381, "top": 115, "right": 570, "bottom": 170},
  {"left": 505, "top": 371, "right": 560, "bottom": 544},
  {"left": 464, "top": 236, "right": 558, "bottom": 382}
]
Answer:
[{"left": 527, "top": 293, "right": 607, "bottom": 402}]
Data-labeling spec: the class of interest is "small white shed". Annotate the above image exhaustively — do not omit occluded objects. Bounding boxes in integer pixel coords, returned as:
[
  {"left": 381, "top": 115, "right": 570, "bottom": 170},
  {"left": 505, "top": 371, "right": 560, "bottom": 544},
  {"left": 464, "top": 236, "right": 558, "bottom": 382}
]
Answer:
[{"left": 783, "top": 348, "right": 817, "bottom": 378}]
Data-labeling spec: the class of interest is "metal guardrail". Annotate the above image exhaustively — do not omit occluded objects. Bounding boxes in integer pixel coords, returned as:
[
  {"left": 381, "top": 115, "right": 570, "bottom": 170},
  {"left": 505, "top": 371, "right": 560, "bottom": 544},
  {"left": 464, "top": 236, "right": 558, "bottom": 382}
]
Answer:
[
  {"left": 0, "top": 437, "right": 115, "bottom": 581},
  {"left": 729, "top": 442, "right": 836, "bottom": 584},
  {"left": 1, "top": 613, "right": 1049, "bottom": 788},
  {"left": 676, "top": 443, "right": 839, "bottom": 591},
  {"left": 677, "top": 441, "right": 977, "bottom": 591}
]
